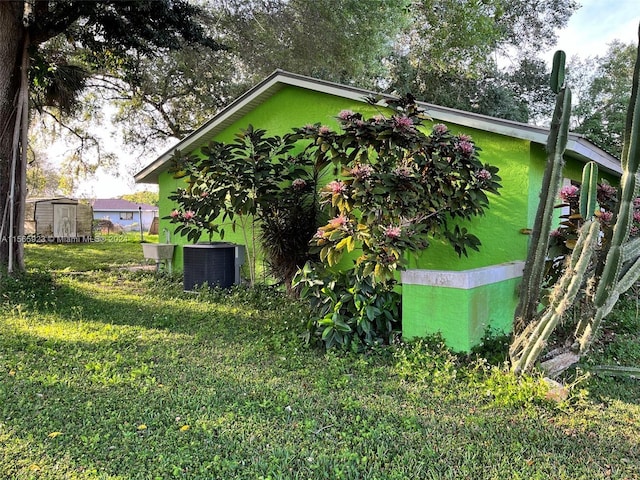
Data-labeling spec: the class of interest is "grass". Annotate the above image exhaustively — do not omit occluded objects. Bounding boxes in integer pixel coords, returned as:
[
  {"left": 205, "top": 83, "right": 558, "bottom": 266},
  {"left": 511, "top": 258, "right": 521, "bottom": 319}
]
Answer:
[
  {"left": 23, "top": 233, "right": 156, "bottom": 272},
  {"left": 0, "top": 241, "right": 638, "bottom": 479}
]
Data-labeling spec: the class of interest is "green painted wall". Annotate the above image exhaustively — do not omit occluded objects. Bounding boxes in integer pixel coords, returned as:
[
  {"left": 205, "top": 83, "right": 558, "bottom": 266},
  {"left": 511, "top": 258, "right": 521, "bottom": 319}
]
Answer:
[
  {"left": 402, "top": 276, "right": 521, "bottom": 352},
  {"left": 527, "top": 144, "right": 547, "bottom": 231},
  {"left": 159, "top": 86, "right": 387, "bottom": 271},
  {"left": 159, "top": 85, "right": 546, "bottom": 272},
  {"left": 407, "top": 128, "right": 534, "bottom": 271}
]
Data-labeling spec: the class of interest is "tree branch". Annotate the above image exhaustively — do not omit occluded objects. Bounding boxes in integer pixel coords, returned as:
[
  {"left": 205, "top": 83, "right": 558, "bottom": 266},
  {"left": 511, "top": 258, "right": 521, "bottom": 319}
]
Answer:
[{"left": 29, "top": 2, "right": 84, "bottom": 45}]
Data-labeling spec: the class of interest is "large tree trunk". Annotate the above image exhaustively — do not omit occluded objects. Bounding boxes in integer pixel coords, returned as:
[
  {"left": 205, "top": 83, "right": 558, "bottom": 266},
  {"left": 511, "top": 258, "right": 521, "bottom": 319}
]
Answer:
[{"left": 0, "top": 4, "right": 27, "bottom": 273}]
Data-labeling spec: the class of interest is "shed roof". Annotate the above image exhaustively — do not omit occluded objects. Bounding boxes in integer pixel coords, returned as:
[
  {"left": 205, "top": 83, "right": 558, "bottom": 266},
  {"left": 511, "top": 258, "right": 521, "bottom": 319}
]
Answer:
[
  {"left": 92, "top": 198, "right": 157, "bottom": 212},
  {"left": 27, "top": 197, "right": 79, "bottom": 204},
  {"left": 134, "top": 69, "right": 621, "bottom": 184}
]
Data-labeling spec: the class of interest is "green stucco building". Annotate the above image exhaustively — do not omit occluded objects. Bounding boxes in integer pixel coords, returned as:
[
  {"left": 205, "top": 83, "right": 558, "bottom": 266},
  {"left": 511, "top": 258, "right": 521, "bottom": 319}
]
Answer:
[{"left": 135, "top": 70, "right": 621, "bottom": 352}]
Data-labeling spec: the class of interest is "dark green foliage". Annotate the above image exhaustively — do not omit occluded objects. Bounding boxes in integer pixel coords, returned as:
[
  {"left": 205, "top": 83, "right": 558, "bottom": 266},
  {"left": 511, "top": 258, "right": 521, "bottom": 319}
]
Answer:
[
  {"left": 471, "top": 330, "right": 512, "bottom": 365},
  {"left": 294, "top": 263, "right": 401, "bottom": 350},
  {"left": 30, "top": 43, "right": 89, "bottom": 114},
  {"left": 387, "top": 1, "right": 575, "bottom": 121},
  {"left": 168, "top": 98, "right": 500, "bottom": 347},
  {"left": 30, "top": 1, "right": 222, "bottom": 57},
  {"left": 27, "top": 1, "right": 224, "bottom": 113},
  {"left": 259, "top": 186, "right": 322, "bottom": 290},
  {"left": 216, "top": 0, "right": 406, "bottom": 89},
  {"left": 288, "top": 97, "right": 499, "bottom": 349},
  {"left": 166, "top": 126, "right": 297, "bottom": 243},
  {"left": 167, "top": 126, "right": 325, "bottom": 286},
  {"left": 55, "top": 0, "right": 575, "bottom": 155},
  {"left": 390, "top": 59, "right": 553, "bottom": 123},
  {"left": 296, "top": 96, "right": 501, "bottom": 281}
]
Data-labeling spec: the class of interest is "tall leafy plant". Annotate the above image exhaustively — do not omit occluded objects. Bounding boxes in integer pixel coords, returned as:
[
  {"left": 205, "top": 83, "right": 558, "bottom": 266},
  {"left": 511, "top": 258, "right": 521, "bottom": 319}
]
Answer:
[
  {"left": 259, "top": 153, "right": 327, "bottom": 290},
  {"left": 167, "top": 126, "right": 322, "bottom": 286},
  {"left": 296, "top": 96, "right": 502, "bottom": 283},
  {"left": 294, "top": 96, "right": 501, "bottom": 349}
]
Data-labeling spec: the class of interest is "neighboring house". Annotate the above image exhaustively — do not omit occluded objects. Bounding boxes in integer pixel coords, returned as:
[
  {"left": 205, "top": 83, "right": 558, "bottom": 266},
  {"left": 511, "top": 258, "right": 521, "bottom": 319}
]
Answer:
[
  {"left": 92, "top": 199, "right": 158, "bottom": 232},
  {"left": 134, "top": 70, "right": 621, "bottom": 352},
  {"left": 25, "top": 197, "right": 93, "bottom": 241}
]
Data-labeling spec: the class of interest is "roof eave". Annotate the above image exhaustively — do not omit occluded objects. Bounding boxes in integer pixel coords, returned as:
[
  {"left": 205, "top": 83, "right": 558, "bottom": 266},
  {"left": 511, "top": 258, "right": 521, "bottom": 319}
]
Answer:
[
  {"left": 133, "top": 70, "right": 393, "bottom": 184},
  {"left": 134, "top": 69, "right": 621, "bottom": 184},
  {"left": 565, "top": 137, "right": 622, "bottom": 175}
]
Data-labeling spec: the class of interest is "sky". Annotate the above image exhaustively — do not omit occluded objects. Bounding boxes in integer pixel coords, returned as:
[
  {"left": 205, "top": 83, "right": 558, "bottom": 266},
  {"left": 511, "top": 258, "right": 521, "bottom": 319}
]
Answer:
[
  {"left": 550, "top": 0, "right": 640, "bottom": 60},
  {"left": 73, "top": 0, "right": 640, "bottom": 199}
]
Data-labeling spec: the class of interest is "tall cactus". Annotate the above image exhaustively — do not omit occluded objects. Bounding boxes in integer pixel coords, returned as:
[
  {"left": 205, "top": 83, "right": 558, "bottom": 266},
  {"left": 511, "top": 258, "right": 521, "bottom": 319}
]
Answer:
[
  {"left": 511, "top": 24, "right": 640, "bottom": 374},
  {"left": 513, "top": 51, "right": 571, "bottom": 334},
  {"left": 577, "top": 22, "right": 640, "bottom": 353},
  {"left": 512, "top": 220, "right": 600, "bottom": 374},
  {"left": 579, "top": 161, "right": 598, "bottom": 220}
]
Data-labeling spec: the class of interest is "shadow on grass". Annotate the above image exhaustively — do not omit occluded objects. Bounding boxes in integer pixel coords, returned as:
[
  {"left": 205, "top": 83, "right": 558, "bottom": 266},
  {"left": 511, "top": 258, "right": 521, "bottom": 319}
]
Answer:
[
  {"left": 3, "top": 269, "right": 301, "bottom": 347},
  {"left": 5, "top": 270, "right": 640, "bottom": 409},
  {"left": 2, "top": 271, "right": 639, "bottom": 478}
]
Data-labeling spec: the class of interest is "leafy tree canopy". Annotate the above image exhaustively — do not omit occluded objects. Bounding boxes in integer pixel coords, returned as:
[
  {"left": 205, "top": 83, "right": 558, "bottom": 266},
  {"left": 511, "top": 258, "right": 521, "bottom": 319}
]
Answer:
[
  {"left": 0, "top": 0, "right": 222, "bottom": 270},
  {"left": 388, "top": 0, "right": 576, "bottom": 120},
  {"left": 570, "top": 41, "right": 636, "bottom": 158},
  {"left": 215, "top": 0, "right": 408, "bottom": 88},
  {"left": 120, "top": 191, "right": 159, "bottom": 207},
  {"left": 27, "top": 0, "right": 578, "bottom": 204},
  {"left": 27, "top": 0, "right": 227, "bottom": 172}
]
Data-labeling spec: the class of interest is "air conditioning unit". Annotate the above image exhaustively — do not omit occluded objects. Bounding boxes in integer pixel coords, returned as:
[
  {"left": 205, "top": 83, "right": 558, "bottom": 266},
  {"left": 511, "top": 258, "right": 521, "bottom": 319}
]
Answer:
[{"left": 183, "top": 243, "right": 244, "bottom": 291}]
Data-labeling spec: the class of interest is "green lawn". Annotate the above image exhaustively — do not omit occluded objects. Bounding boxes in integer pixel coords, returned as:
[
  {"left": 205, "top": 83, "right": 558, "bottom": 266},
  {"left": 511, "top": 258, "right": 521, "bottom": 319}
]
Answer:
[
  {"left": 0, "top": 242, "right": 638, "bottom": 479},
  {"left": 23, "top": 234, "right": 155, "bottom": 272}
]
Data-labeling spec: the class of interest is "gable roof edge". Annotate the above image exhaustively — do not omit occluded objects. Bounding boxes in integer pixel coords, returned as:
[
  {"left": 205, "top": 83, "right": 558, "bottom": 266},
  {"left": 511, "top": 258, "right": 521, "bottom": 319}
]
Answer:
[{"left": 134, "top": 69, "right": 621, "bottom": 183}]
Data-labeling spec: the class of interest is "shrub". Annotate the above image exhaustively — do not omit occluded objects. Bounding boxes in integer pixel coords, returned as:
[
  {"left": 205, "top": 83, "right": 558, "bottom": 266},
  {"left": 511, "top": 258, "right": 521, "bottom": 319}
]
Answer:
[
  {"left": 295, "top": 96, "right": 501, "bottom": 282},
  {"left": 166, "top": 126, "right": 326, "bottom": 287},
  {"left": 294, "top": 262, "right": 401, "bottom": 350},
  {"left": 293, "top": 96, "right": 500, "bottom": 349}
]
